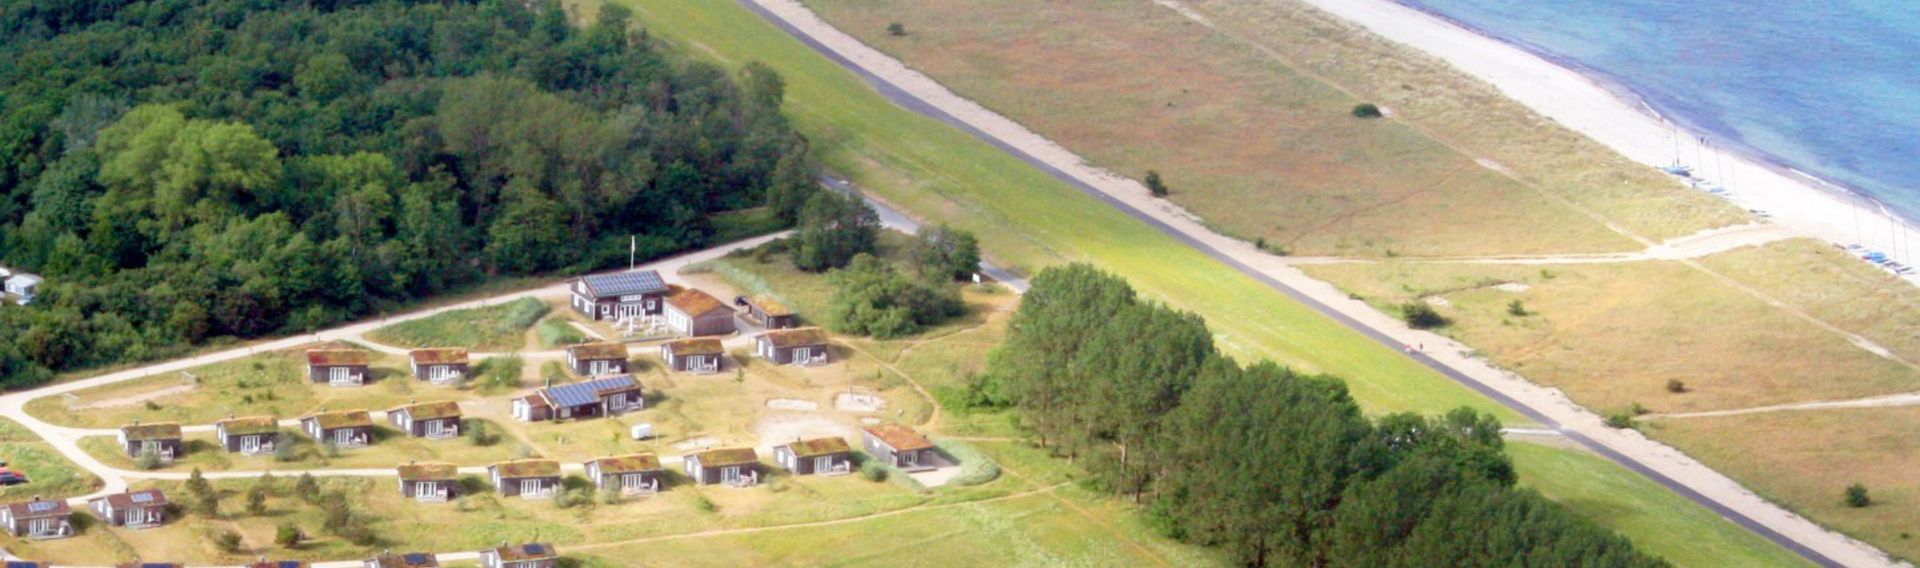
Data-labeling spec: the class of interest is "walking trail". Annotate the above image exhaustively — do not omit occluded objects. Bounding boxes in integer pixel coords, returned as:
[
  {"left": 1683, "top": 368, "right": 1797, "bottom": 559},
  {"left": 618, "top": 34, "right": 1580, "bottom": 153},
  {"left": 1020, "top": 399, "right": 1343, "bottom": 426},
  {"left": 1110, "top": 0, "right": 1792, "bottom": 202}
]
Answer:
[{"left": 732, "top": 0, "right": 1897, "bottom": 566}]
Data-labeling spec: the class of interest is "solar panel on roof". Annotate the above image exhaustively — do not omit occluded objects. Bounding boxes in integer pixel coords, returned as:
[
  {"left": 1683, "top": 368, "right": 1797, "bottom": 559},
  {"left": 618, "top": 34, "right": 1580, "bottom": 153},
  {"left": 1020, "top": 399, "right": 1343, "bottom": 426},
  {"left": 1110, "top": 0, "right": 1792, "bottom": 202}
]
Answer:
[
  {"left": 26, "top": 501, "right": 56, "bottom": 512},
  {"left": 545, "top": 375, "right": 636, "bottom": 407},
  {"left": 279, "top": 561, "right": 302, "bottom": 568},
  {"left": 583, "top": 270, "right": 666, "bottom": 297},
  {"left": 130, "top": 492, "right": 154, "bottom": 503},
  {"left": 404, "top": 553, "right": 430, "bottom": 564},
  {"left": 523, "top": 543, "right": 546, "bottom": 555},
  {"left": 6, "top": 561, "right": 36, "bottom": 568}
]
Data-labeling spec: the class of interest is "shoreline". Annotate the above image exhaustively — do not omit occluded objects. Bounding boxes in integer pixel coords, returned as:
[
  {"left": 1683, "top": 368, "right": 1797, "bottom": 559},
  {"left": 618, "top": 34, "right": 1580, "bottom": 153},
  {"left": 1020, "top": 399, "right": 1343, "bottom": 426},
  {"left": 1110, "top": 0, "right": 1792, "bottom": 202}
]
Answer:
[{"left": 1300, "top": 0, "right": 1920, "bottom": 280}]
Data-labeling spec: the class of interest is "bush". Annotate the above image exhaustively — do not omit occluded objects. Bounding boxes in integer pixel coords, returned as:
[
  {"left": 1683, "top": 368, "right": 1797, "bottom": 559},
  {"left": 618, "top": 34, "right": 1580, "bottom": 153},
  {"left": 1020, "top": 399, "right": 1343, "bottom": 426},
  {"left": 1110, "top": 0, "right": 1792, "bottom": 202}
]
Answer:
[
  {"left": 536, "top": 319, "right": 586, "bottom": 347},
  {"left": 1665, "top": 379, "right": 1687, "bottom": 393},
  {"left": 276, "top": 522, "right": 303, "bottom": 548},
  {"left": 827, "top": 253, "right": 964, "bottom": 339},
  {"left": 293, "top": 473, "right": 319, "bottom": 503},
  {"left": 185, "top": 467, "right": 211, "bottom": 497},
  {"left": 937, "top": 439, "right": 1001, "bottom": 487},
  {"left": 194, "top": 491, "right": 221, "bottom": 517},
  {"left": 1352, "top": 103, "right": 1383, "bottom": 118},
  {"left": 1400, "top": 301, "right": 1450, "bottom": 329},
  {"left": 693, "top": 495, "right": 717, "bottom": 513},
  {"left": 246, "top": 484, "right": 269, "bottom": 516},
  {"left": 1846, "top": 483, "right": 1872, "bottom": 508},
  {"left": 1506, "top": 299, "right": 1529, "bottom": 316},
  {"left": 500, "top": 297, "right": 550, "bottom": 329},
  {"left": 467, "top": 419, "right": 499, "bottom": 446},
  {"left": 1604, "top": 412, "right": 1636, "bottom": 429},
  {"left": 475, "top": 355, "right": 524, "bottom": 390},
  {"left": 135, "top": 448, "right": 163, "bottom": 471},
  {"left": 1144, "top": 170, "right": 1169, "bottom": 197},
  {"left": 887, "top": 22, "right": 906, "bottom": 36},
  {"left": 860, "top": 462, "right": 889, "bottom": 482},
  {"left": 214, "top": 529, "right": 243, "bottom": 553}
]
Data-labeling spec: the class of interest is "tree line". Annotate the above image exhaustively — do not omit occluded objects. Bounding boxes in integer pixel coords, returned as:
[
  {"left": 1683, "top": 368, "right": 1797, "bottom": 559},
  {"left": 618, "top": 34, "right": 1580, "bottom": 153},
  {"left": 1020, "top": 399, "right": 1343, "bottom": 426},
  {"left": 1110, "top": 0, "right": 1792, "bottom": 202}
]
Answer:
[
  {"left": 971, "top": 264, "right": 1667, "bottom": 567},
  {"left": 0, "top": 0, "right": 817, "bottom": 386}
]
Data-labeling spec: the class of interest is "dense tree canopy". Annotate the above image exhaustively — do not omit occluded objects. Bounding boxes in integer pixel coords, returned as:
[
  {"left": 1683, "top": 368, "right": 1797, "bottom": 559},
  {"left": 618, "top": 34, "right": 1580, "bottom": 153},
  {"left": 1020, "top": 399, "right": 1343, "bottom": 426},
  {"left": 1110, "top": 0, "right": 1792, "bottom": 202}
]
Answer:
[
  {"left": 981, "top": 263, "right": 1667, "bottom": 568},
  {"left": 0, "top": 0, "right": 816, "bottom": 386}
]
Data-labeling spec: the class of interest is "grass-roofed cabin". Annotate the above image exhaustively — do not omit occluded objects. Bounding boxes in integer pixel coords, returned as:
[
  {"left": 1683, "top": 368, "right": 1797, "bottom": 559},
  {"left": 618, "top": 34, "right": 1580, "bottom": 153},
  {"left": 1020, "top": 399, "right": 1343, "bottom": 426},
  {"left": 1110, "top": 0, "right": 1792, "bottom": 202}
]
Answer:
[
  {"left": 660, "top": 338, "right": 724, "bottom": 374},
  {"left": 215, "top": 416, "right": 280, "bottom": 455},
  {"left": 565, "top": 342, "right": 630, "bottom": 376},
  {"left": 572, "top": 269, "right": 669, "bottom": 322},
  {"left": 306, "top": 348, "right": 371, "bottom": 386},
  {"left": 300, "top": 410, "right": 373, "bottom": 448},
  {"left": 511, "top": 375, "right": 642, "bottom": 422},
  {"left": 585, "top": 453, "right": 662, "bottom": 495},
  {"left": 481, "top": 542, "right": 558, "bottom": 568},
  {"left": 664, "top": 288, "right": 736, "bottom": 337},
  {"left": 753, "top": 327, "right": 831, "bottom": 366},
  {"left": 863, "top": 424, "right": 937, "bottom": 472},
  {"left": 388, "top": 400, "right": 462, "bottom": 439},
  {"left": 368, "top": 551, "right": 441, "bottom": 568},
  {"left": 488, "top": 459, "right": 561, "bottom": 499},
  {"left": 397, "top": 462, "right": 459, "bottom": 502},
  {"left": 88, "top": 489, "right": 166, "bottom": 528},
  {"left": 117, "top": 420, "right": 182, "bottom": 460},
  {"left": 684, "top": 447, "right": 759, "bottom": 487},
  {"left": 742, "top": 294, "right": 797, "bottom": 329},
  {"left": 409, "top": 348, "right": 469, "bottom": 384},
  {"left": 773, "top": 437, "right": 853, "bottom": 476},
  {"left": 0, "top": 497, "right": 71, "bottom": 539}
]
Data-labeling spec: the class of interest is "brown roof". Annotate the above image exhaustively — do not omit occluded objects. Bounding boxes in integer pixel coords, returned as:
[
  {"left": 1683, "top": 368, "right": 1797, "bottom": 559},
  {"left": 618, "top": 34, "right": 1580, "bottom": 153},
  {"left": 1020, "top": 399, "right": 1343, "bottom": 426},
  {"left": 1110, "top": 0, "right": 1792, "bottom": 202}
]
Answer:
[
  {"left": 691, "top": 447, "right": 758, "bottom": 468},
  {"left": 758, "top": 327, "right": 829, "bottom": 349},
  {"left": 391, "top": 401, "right": 462, "bottom": 421},
  {"left": 863, "top": 424, "right": 934, "bottom": 452},
  {"left": 666, "top": 288, "right": 733, "bottom": 317},
  {"left": 409, "top": 348, "right": 469, "bottom": 365},
  {"left": 517, "top": 393, "right": 552, "bottom": 409},
  {"left": 219, "top": 416, "right": 280, "bottom": 436},
  {"left": 91, "top": 489, "right": 167, "bottom": 509},
  {"left": 397, "top": 462, "right": 458, "bottom": 481},
  {"left": 749, "top": 295, "right": 793, "bottom": 317},
  {"left": 3, "top": 498, "right": 69, "bottom": 519},
  {"left": 367, "top": 552, "right": 439, "bottom": 568},
  {"left": 302, "top": 410, "right": 372, "bottom": 430},
  {"left": 491, "top": 459, "right": 559, "bottom": 479},
  {"left": 781, "top": 437, "right": 851, "bottom": 458},
  {"left": 569, "top": 342, "right": 628, "bottom": 360},
  {"left": 489, "top": 543, "right": 557, "bottom": 562},
  {"left": 589, "top": 453, "right": 661, "bottom": 474},
  {"left": 121, "top": 422, "right": 182, "bottom": 441},
  {"left": 306, "top": 349, "right": 370, "bottom": 367},
  {"left": 663, "top": 338, "right": 724, "bottom": 356}
]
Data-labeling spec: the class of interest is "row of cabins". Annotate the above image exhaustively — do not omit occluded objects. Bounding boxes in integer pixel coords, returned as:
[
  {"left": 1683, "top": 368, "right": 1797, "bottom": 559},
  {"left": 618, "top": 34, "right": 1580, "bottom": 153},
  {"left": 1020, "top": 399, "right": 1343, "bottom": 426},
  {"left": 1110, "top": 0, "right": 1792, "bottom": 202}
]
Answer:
[
  {"left": 304, "top": 348, "right": 472, "bottom": 387},
  {"left": 124, "top": 400, "right": 464, "bottom": 460},
  {"left": 0, "top": 490, "right": 167, "bottom": 540},
  {"left": 8, "top": 542, "right": 564, "bottom": 568}
]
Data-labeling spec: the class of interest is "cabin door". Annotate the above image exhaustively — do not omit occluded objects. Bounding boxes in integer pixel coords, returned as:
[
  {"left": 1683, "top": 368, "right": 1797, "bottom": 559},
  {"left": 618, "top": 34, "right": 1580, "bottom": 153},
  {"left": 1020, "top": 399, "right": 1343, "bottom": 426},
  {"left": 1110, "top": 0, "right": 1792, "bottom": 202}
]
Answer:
[
  {"left": 240, "top": 435, "right": 261, "bottom": 454},
  {"left": 902, "top": 450, "right": 919, "bottom": 467},
  {"left": 521, "top": 479, "right": 545, "bottom": 497},
  {"left": 29, "top": 517, "right": 52, "bottom": 535},
  {"left": 815, "top": 456, "right": 833, "bottom": 473},
  {"left": 425, "top": 419, "right": 451, "bottom": 438},
  {"left": 333, "top": 428, "right": 356, "bottom": 446},
  {"left": 721, "top": 466, "right": 741, "bottom": 484}
]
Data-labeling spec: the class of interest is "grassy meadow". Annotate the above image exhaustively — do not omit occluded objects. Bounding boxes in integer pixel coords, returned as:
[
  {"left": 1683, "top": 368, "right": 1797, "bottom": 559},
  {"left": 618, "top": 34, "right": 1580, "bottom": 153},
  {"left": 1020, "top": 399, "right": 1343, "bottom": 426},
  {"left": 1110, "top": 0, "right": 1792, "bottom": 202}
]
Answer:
[
  {"left": 364, "top": 297, "right": 559, "bottom": 352},
  {"left": 0, "top": 418, "right": 100, "bottom": 502}
]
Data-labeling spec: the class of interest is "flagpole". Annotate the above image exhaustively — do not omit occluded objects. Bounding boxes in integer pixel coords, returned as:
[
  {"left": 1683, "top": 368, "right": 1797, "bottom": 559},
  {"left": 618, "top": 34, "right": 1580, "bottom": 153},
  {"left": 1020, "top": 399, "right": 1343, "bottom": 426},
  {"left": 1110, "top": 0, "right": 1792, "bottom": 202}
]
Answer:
[{"left": 629, "top": 235, "right": 636, "bottom": 270}]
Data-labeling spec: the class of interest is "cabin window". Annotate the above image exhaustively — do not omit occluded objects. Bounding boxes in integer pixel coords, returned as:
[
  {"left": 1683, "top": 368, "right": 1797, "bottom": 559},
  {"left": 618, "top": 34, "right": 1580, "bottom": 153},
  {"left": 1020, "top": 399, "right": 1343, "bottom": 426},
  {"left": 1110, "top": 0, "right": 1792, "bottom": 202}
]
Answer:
[{"left": 721, "top": 466, "right": 742, "bottom": 483}]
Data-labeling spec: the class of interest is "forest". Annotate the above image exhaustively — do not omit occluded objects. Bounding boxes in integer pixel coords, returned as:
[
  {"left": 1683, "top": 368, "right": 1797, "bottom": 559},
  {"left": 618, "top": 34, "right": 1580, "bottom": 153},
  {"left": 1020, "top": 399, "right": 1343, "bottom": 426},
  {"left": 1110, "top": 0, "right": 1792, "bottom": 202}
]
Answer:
[
  {"left": 970, "top": 264, "right": 1669, "bottom": 567},
  {"left": 0, "top": 0, "right": 816, "bottom": 385}
]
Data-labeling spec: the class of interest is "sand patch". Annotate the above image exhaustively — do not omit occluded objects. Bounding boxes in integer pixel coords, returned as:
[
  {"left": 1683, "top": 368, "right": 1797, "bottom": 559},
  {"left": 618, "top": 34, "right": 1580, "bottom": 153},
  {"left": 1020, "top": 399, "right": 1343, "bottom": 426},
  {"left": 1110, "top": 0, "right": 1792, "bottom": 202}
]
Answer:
[
  {"left": 672, "top": 436, "right": 718, "bottom": 451},
  {"left": 766, "top": 398, "right": 819, "bottom": 411},
  {"left": 834, "top": 392, "right": 886, "bottom": 413},
  {"left": 1492, "top": 282, "right": 1531, "bottom": 293}
]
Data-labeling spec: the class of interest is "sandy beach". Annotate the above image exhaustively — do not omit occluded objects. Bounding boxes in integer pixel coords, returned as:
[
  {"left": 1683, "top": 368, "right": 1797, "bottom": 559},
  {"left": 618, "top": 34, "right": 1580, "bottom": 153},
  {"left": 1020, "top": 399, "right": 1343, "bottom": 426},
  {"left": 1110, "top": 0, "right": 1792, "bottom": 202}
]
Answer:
[{"left": 1293, "top": 0, "right": 1920, "bottom": 285}]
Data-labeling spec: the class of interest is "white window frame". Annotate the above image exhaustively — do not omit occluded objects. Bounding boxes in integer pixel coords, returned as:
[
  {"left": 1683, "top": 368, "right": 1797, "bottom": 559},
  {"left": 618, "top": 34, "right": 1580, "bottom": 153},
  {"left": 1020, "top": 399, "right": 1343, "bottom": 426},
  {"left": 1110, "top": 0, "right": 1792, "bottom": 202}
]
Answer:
[
  {"left": 815, "top": 456, "right": 833, "bottom": 472},
  {"left": 720, "top": 466, "right": 741, "bottom": 483},
  {"left": 240, "top": 435, "right": 261, "bottom": 454}
]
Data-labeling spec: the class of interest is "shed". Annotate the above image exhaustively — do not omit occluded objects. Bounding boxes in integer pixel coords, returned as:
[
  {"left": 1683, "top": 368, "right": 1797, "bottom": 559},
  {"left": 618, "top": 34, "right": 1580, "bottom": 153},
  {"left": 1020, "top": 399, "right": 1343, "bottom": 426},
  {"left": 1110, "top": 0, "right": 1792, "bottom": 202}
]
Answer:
[
  {"left": 584, "top": 454, "right": 662, "bottom": 495},
  {"left": 409, "top": 349, "right": 469, "bottom": 384},
  {"left": 300, "top": 410, "right": 373, "bottom": 448},
  {"left": 118, "top": 421, "right": 182, "bottom": 460},
  {"left": 663, "top": 288, "right": 736, "bottom": 337},
  {"left": 571, "top": 269, "right": 669, "bottom": 322},
  {"left": 660, "top": 338, "right": 724, "bottom": 374},
  {"left": 565, "top": 342, "right": 629, "bottom": 376},
  {"left": 488, "top": 460, "right": 561, "bottom": 499},
  {"left": 215, "top": 416, "right": 280, "bottom": 455},
  {"left": 863, "top": 424, "right": 937, "bottom": 471},
  {"left": 88, "top": 489, "right": 166, "bottom": 528},
  {"left": 480, "top": 543, "right": 558, "bottom": 568},
  {"left": 684, "top": 447, "right": 759, "bottom": 487},
  {"left": 3, "top": 273, "right": 41, "bottom": 303},
  {"left": 773, "top": 437, "right": 853, "bottom": 476},
  {"left": 0, "top": 498, "right": 71, "bottom": 539},
  {"left": 397, "top": 462, "right": 459, "bottom": 502},
  {"left": 753, "top": 327, "right": 831, "bottom": 366},
  {"left": 743, "top": 295, "right": 798, "bottom": 329},
  {"left": 307, "top": 349, "right": 371, "bottom": 386},
  {"left": 388, "top": 401, "right": 462, "bottom": 439}
]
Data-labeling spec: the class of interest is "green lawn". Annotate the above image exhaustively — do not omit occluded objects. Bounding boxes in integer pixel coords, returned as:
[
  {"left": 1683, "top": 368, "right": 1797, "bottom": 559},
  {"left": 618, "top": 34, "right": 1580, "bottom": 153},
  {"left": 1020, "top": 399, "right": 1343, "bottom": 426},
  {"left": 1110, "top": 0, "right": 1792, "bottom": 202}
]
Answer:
[
  {"left": 0, "top": 418, "right": 100, "bottom": 502},
  {"left": 571, "top": 0, "right": 1809, "bottom": 565},
  {"left": 364, "top": 297, "right": 552, "bottom": 351}
]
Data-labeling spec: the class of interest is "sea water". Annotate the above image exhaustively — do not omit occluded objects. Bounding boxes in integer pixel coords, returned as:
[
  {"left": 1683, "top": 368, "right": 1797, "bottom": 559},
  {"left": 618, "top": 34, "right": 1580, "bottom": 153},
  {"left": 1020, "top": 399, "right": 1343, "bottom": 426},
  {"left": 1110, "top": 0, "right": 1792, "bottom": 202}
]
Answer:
[{"left": 1399, "top": 0, "right": 1920, "bottom": 220}]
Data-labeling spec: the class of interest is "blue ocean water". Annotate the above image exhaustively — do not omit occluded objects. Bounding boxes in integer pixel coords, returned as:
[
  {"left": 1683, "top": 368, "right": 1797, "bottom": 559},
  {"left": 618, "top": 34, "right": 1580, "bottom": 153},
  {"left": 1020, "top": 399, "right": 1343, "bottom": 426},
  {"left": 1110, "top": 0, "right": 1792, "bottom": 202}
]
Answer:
[{"left": 1398, "top": 0, "right": 1920, "bottom": 220}]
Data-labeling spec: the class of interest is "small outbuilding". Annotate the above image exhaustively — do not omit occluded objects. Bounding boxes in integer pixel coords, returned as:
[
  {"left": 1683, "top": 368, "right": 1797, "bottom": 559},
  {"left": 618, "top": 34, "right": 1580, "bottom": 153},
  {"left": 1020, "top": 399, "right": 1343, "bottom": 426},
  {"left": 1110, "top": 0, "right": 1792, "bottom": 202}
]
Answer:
[
  {"left": 366, "top": 551, "right": 440, "bottom": 568},
  {"left": 480, "top": 543, "right": 558, "bottom": 568},
  {"left": 663, "top": 288, "right": 736, "bottom": 337},
  {"left": 753, "top": 327, "right": 831, "bottom": 366},
  {"left": 863, "top": 424, "right": 937, "bottom": 471},
  {"left": 118, "top": 421, "right": 182, "bottom": 461},
  {"left": 488, "top": 460, "right": 561, "bottom": 499},
  {"left": 88, "top": 489, "right": 166, "bottom": 528},
  {"left": 215, "top": 416, "right": 281, "bottom": 455},
  {"left": 584, "top": 454, "right": 662, "bottom": 495},
  {"left": 409, "top": 348, "right": 469, "bottom": 384},
  {"left": 571, "top": 270, "right": 669, "bottom": 322},
  {"left": 307, "top": 349, "right": 371, "bottom": 386},
  {"left": 742, "top": 295, "right": 797, "bottom": 329},
  {"left": 3, "top": 272, "right": 41, "bottom": 304},
  {"left": 565, "top": 342, "right": 629, "bottom": 376},
  {"left": 0, "top": 497, "right": 71, "bottom": 539},
  {"left": 660, "top": 338, "right": 723, "bottom": 374},
  {"left": 772, "top": 437, "right": 853, "bottom": 476},
  {"left": 387, "top": 401, "right": 462, "bottom": 439},
  {"left": 511, "top": 375, "right": 642, "bottom": 422},
  {"left": 684, "top": 447, "right": 759, "bottom": 487},
  {"left": 300, "top": 410, "right": 373, "bottom": 448},
  {"left": 397, "top": 462, "right": 459, "bottom": 503}
]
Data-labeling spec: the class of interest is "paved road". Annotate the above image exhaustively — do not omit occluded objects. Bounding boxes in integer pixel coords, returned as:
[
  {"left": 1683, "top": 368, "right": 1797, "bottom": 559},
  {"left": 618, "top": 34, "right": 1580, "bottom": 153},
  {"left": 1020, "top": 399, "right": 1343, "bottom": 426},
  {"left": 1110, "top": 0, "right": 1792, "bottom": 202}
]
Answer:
[{"left": 732, "top": 1, "right": 1880, "bottom": 566}]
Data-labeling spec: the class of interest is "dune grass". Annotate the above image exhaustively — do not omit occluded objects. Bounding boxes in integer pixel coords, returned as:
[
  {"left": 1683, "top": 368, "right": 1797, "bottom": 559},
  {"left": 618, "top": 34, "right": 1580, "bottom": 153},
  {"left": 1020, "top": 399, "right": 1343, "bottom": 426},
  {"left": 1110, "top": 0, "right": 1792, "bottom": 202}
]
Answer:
[{"left": 365, "top": 297, "right": 552, "bottom": 351}]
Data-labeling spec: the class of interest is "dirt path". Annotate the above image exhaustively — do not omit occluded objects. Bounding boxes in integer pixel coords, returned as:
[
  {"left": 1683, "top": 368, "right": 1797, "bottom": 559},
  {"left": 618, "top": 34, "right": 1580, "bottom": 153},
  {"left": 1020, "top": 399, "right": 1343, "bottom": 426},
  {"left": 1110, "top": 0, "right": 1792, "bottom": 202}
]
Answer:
[
  {"left": 1288, "top": 223, "right": 1799, "bottom": 266},
  {"left": 1647, "top": 391, "right": 1920, "bottom": 420},
  {"left": 732, "top": 1, "right": 1890, "bottom": 565}
]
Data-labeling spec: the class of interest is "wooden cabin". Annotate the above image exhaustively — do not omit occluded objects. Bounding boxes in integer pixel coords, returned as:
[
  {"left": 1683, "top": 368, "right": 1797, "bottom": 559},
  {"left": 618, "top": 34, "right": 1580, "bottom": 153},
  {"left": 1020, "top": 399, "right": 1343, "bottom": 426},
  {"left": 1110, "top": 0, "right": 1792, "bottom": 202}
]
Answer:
[
  {"left": 409, "top": 348, "right": 469, "bottom": 384},
  {"left": 684, "top": 447, "right": 759, "bottom": 487},
  {"left": 215, "top": 416, "right": 280, "bottom": 455},
  {"left": 773, "top": 437, "right": 853, "bottom": 476},
  {"left": 511, "top": 375, "right": 642, "bottom": 422},
  {"left": 663, "top": 288, "right": 736, "bottom": 337},
  {"left": 300, "top": 410, "right": 373, "bottom": 448},
  {"left": 565, "top": 342, "right": 629, "bottom": 376},
  {"left": 488, "top": 460, "right": 561, "bottom": 499},
  {"left": 307, "top": 349, "right": 371, "bottom": 386},
  {"left": 0, "top": 498, "right": 71, "bottom": 539},
  {"left": 863, "top": 424, "right": 937, "bottom": 471},
  {"left": 660, "top": 338, "right": 723, "bottom": 374},
  {"left": 571, "top": 270, "right": 669, "bottom": 322},
  {"left": 397, "top": 462, "right": 459, "bottom": 503},
  {"left": 117, "top": 421, "right": 182, "bottom": 460},
  {"left": 387, "top": 401, "right": 462, "bottom": 439},
  {"left": 584, "top": 454, "right": 662, "bottom": 495},
  {"left": 742, "top": 295, "right": 798, "bottom": 329},
  {"left": 480, "top": 543, "right": 558, "bottom": 568},
  {"left": 88, "top": 489, "right": 166, "bottom": 528},
  {"left": 753, "top": 327, "right": 831, "bottom": 366}
]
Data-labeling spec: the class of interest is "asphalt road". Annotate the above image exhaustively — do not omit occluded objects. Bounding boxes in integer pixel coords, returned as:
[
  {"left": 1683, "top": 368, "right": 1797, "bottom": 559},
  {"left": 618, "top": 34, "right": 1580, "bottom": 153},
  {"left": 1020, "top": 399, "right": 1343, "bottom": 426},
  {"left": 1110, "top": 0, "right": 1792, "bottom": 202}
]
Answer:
[{"left": 732, "top": 1, "right": 1843, "bottom": 565}]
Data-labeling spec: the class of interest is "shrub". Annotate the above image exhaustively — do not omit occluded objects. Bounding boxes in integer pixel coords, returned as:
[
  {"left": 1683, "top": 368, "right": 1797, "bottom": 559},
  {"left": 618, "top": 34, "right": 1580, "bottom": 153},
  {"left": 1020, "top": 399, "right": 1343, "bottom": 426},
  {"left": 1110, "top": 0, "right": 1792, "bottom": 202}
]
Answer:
[
  {"left": 1604, "top": 412, "right": 1636, "bottom": 429},
  {"left": 938, "top": 439, "right": 1001, "bottom": 486},
  {"left": 1846, "top": 483, "right": 1872, "bottom": 508},
  {"left": 135, "top": 447, "right": 163, "bottom": 471},
  {"left": 214, "top": 529, "right": 243, "bottom": 553},
  {"left": 276, "top": 522, "right": 303, "bottom": 548},
  {"left": 500, "top": 297, "right": 550, "bottom": 329},
  {"left": 185, "top": 467, "right": 211, "bottom": 497},
  {"left": 860, "top": 462, "right": 889, "bottom": 482},
  {"left": 693, "top": 495, "right": 717, "bottom": 513},
  {"left": 1352, "top": 103, "right": 1383, "bottom": 118},
  {"left": 293, "top": 473, "right": 319, "bottom": 503},
  {"left": 467, "top": 419, "right": 499, "bottom": 446},
  {"left": 475, "top": 355, "right": 524, "bottom": 390},
  {"left": 1629, "top": 402, "right": 1650, "bottom": 416},
  {"left": 1400, "top": 301, "right": 1449, "bottom": 329},
  {"left": 194, "top": 491, "right": 221, "bottom": 517},
  {"left": 273, "top": 434, "right": 299, "bottom": 461},
  {"left": 1506, "top": 299, "right": 1529, "bottom": 316},
  {"left": 536, "top": 319, "right": 586, "bottom": 347},
  {"left": 1666, "top": 379, "right": 1687, "bottom": 393},
  {"left": 887, "top": 22, "right": 906, "bottom": 36},
  {"left": 246, "top": 484, "right": 269, "bottom": 516},
  {"left": 1144, "top": 170, "right": 1169, "bottom": 197}
]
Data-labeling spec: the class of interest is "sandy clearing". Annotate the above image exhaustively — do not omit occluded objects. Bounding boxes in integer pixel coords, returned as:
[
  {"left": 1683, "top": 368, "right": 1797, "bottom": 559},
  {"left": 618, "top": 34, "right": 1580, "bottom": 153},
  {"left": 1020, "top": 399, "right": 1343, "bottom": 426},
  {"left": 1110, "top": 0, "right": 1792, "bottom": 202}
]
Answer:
[{"left": 743, "top": 0, "right": 1896, "bottom": 565}]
